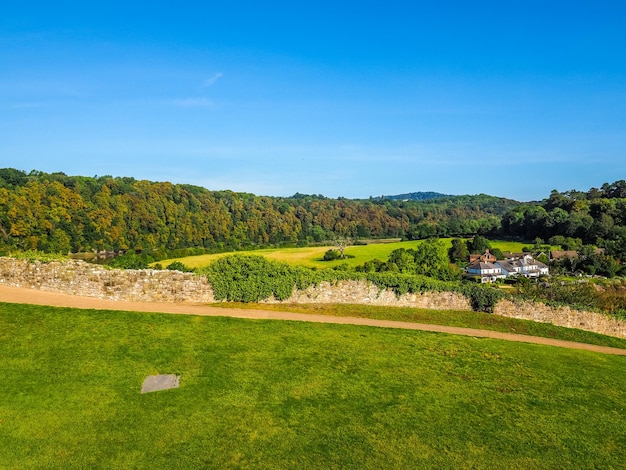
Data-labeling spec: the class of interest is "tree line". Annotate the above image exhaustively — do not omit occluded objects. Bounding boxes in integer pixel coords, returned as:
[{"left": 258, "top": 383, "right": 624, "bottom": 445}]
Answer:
[
  {"left": 500, "top": 180, "right": 626, "bottom": 265},
  {"left": 0, "top": 168, "right": 516, "bottom": 256},
  {"left": 2, "top": 168, "right": 624, "bottom": 273}
]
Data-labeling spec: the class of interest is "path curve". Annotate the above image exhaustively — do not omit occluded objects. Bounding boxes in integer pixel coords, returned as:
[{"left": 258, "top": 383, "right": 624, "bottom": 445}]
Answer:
[{"left": 2, "top": 284, "right": 626, "bottom": 356}]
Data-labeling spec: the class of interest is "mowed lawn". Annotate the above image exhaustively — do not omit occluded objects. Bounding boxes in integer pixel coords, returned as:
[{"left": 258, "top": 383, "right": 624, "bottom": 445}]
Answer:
[
  {"left": 158, "top": 239, "right": 534, "bottom": 269},
  {"left": 2, "top": 303, "right": 626, "bottom": 469}
]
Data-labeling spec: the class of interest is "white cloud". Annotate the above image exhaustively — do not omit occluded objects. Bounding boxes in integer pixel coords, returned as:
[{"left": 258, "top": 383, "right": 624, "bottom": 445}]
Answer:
[
  {"left": 167, "top": 73, "right": 223, "bottom": 108},
  {"left": 203, "top": 72, "right": 224, "bottom": 87}
]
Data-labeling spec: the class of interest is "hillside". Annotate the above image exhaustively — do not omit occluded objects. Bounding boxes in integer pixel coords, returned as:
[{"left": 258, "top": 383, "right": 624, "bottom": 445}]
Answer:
[
  {"left": 0, "top": 168, "right": 517, "bottom": 255},
  {"left": 3, "top": 168, "right": 624, "bottom": 274}
]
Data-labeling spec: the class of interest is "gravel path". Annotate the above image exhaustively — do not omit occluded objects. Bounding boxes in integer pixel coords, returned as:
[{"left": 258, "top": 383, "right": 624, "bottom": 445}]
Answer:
[{"left": 2, "top": 284, "right": 626, "bottom": 356}]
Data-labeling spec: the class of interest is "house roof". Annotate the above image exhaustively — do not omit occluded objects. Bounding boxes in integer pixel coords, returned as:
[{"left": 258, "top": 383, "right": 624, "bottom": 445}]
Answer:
[
  {"left": 495, "top": 260, "right": 516, "bottom": 272},
  {"left": 467, "top": 261, "right": 499, "bottom": 270},
  {"left": 469, "top": 249, "right": 497, "bottom": 263}
]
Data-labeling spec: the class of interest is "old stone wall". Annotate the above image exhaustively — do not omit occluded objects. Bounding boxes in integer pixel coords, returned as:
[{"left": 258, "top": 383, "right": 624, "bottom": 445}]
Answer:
[
  {"left": 494, "top": 299, "right": 626, "bottom": 339},
  {"left": 0, "top": 258, "right": 215, "bottom": 303},
  {"left": 1, "top": 257, "right": 625, "bottom": 339},
  {"left": 264, "top": 279, "right": 472, "bottom": 310},
  {"left": 0, "top": 258, "right": 470, "bottom": 310}
]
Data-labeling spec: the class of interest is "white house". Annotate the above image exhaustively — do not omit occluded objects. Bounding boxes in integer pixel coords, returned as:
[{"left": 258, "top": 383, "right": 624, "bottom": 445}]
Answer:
[
  {"left": 515, "top": 254, "right": 549, "bottom": 277},
  {"left": 465, "top": 260, "right": 505, "bottom": 283},
  {"left": 465, "top": 251, "right": 549, "bottom": 282}
]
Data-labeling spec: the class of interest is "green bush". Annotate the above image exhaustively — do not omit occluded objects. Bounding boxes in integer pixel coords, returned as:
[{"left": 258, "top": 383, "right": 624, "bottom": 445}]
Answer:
[
  {"left": 461, "top": 283, "right": 504, "bottom": 313},
  {"left": 204, "top": 255, "right": 297, "bottom": 302},
  {"left": 365, "top": 272, "right": 456, "bottom": 297},
  {"left": 202, "top": 255, "right": 359, "bottom": 302},
  {"left": 107, "top": 251, "right": 154, "bottom": 269},
  {"left": 166, "top": 261, "right": 194, "bottom": 272}
]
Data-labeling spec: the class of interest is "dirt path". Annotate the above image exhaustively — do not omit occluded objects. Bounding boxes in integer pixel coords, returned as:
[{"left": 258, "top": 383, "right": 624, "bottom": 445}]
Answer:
[{"left": 2, "top": 284, "right": 626, "bottom": 356}]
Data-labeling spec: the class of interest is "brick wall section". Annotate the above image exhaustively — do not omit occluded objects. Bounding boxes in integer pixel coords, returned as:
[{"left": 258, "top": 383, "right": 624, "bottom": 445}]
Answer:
[{"left": 1, "top": 257, "right": 625, "bottom": 339}]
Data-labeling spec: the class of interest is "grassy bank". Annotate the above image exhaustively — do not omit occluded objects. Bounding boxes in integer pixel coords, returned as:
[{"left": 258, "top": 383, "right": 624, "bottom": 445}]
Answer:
[
  {"left": 2, "top": 302, "right": 626, "bottom": 469},
  {"left": 210, "top": 302, "right": 626, "bottom": 349}
]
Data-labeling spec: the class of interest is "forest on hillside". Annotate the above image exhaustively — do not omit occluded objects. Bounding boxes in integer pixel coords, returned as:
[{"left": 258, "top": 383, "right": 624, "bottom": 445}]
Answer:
[
  {"left": 0, "top": 169, "right": 515, "bottom": 255},
  {"left": 1, "top": 169, "right": 625, "bottom": 272}
]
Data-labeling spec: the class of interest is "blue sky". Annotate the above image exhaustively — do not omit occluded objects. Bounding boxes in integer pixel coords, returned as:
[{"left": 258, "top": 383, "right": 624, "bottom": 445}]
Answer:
[{"left": 1, "top": 1, "right": 625, "bottom": 201}]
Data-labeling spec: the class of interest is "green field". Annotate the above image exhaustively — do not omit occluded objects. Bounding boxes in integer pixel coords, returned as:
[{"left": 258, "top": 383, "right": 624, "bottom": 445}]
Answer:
[
  {"left": 159, "top": 240, "right": 427, "bottom": 269},
  {"left": 210, "top": 302, "right": 626, "bottom": 349},
  {"left": 2, "top": 302, "right": 626, "bottom": 469},
  {"left": 159, "top": 239, "right": 535, "bottom": 269}
]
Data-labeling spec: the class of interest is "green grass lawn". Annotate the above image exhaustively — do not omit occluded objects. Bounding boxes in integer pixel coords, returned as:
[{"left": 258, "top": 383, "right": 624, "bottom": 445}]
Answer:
[
  {"left": 210, "top": 302, "right": 626, "bottom": 349},
  {"left": 158, "top": 238, "right": 537, "bottom": 270},
  {"left": 2, "top": 302, "right": 626, "bottom": 469}
]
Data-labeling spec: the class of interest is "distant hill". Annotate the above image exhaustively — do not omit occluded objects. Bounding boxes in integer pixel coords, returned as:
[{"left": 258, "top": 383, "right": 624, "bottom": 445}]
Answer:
[{"left": 374, "top": 191, "right": 452, "bottom": 201}]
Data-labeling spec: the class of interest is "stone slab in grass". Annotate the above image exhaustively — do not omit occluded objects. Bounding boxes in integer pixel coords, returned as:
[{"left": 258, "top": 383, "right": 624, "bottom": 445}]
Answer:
[{"left": 141, "top": 374, "right": 180, "bottom": 393}]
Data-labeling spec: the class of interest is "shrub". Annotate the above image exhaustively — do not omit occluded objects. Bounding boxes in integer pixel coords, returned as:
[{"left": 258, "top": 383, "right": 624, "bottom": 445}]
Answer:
[
  {"left": 365, "top": 272, "right": 455, "bottom": 297},
  {"left": 108, "top": 250, "right": 154, "bottom": 269},
  {"left": 204, "top": 255, "right": 297, "bottom": 302},
  {"left": 461, "top": 283, "right": 504, "bottom": 313},
  {"left": 166, "top": 261, "right": 194, "bottom": 272}
]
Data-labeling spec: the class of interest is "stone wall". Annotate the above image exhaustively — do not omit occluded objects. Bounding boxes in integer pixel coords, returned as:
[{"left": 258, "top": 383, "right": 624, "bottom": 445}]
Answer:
[
  {"left": 0, "top": 258, "right": 470, "bottom": 310},
  {"left": 494, "top": 299, "right": 626, "bottom": 339},
  {"left": 1, "top": 257, "right": 625, "bottom": 339},
  {"left": 0, "top": 258, "right": 215, "bottom": 303},
  {"left": 264, "top": 279, "right": 471, "bottom": 310}
]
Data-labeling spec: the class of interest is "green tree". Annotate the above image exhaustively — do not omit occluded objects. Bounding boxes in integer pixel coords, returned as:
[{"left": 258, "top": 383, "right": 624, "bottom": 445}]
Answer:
[
  {"left": 448, "top": 238, "right": 469, "bottom": 264},
  {"left": 413, "top": 238, "right": 459, "bottom": 281},
  {"left": 387, "top": 248, "right": 417, "bottom": 274},
  {"left": 467, "top": 235, "right": 491, "bottom": 254}
]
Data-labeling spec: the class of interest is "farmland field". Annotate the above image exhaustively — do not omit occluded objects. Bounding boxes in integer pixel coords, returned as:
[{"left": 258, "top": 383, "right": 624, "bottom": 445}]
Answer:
[
  {"left": 158, "top": 239, "right": 535, "bottom": 269},
  {"left": 158, "top": 239, "right": 427, "bottom": 269},
  {"left": 2, "top": 302, "right": 626, "bottom": 469}
]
